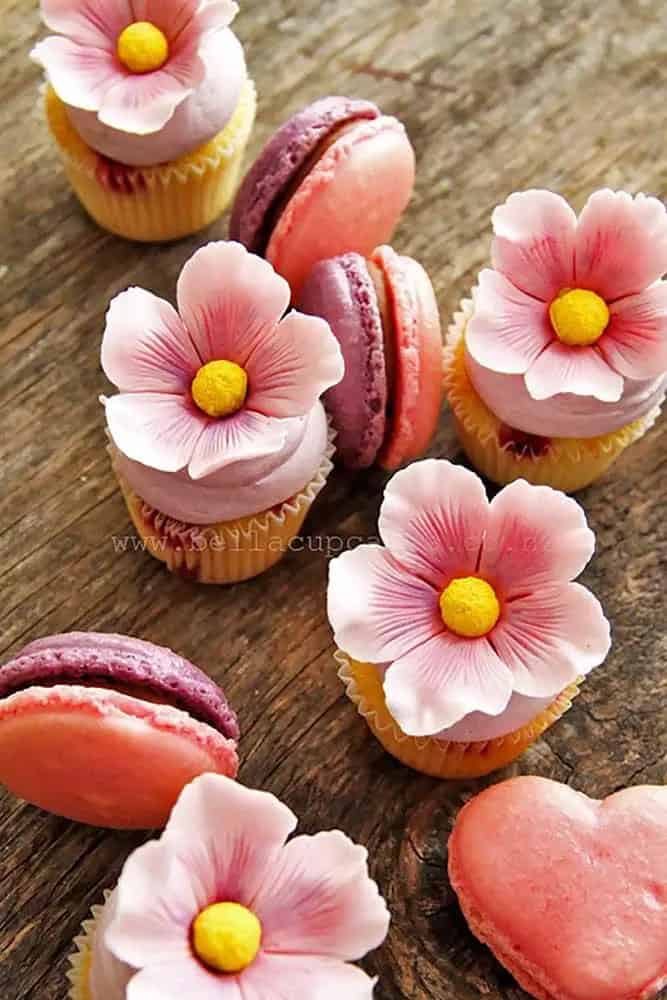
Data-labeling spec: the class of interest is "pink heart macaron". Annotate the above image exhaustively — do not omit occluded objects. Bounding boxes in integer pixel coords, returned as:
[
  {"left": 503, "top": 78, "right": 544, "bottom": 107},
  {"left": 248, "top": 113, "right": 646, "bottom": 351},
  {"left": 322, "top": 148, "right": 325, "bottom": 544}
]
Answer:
[
  {"left": 229, "top": 97, "right": 416, "bottom": 299},
  {"left": 297, "top": 246, "right": 443, "bottom": 469},
  {"left": 0, "top": 632, "right": 239, "bottom": 829},
  {"left": 448, "top": 776, "right": 667, "bottom": 1000}
]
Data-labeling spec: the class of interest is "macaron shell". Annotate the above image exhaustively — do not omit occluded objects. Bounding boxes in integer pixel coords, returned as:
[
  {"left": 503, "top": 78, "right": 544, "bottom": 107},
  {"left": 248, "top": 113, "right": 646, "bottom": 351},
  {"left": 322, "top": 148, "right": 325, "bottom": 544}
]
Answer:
[
  {"left": 230, "top": 96, "right": 380, "bottom": 251},
  {"left": 448, "top": 777, "right": 667, "bottom": 1000},
  {"left": 8, "top": 631, "right": 239, "bottom": 740},
  {"left": 0, "top": 686, "right": 238, "bottom": 829},
  {"left": 267, "top": 117, "right": 415, "bottom": 299},
  {"left": 371, "top": 246, "right": 426, "bottom": 470},
  {"left": 297, "top": 254, "right": 387, "bottom": 468}
]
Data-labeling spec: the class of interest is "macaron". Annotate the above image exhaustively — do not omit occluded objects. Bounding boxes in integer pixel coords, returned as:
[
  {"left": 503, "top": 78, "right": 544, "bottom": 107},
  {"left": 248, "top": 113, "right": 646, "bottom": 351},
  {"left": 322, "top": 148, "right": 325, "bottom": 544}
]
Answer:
[
  {"left": 0, "top": 632, "right": 239, "bottom": 829},
  {"left": 448, "top": 776, "right": 667, "bottom": 1000},
  {"left": 297, "top": 246, "right": 443, "bottom": 469},
  {"left": 229, "top": 96, "right": 416, "bottom": 298}
]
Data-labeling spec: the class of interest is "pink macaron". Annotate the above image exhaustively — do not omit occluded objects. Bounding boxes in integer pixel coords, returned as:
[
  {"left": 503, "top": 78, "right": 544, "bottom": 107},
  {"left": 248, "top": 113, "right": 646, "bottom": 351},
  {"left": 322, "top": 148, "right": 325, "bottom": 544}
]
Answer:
[
  {"left": 229, "top": 96, "right": 416, "bottom": 299},
  {"left": 297, "top": 246, "right": 443, "bottom": 469},
  {"left": 448, "top": 776, "right": 667, "bottom": 1000},
  {"left": 0, "top": 632, "right": 239, "bottom": 829}
]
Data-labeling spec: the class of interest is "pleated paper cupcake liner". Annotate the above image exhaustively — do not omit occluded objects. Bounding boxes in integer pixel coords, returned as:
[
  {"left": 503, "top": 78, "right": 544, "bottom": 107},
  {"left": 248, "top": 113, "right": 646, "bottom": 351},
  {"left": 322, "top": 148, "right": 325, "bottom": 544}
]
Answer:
[
  {"left": 337, "top": 651, "right": 581, "bottom": 779},
  {"left": 45, "top": 79, "right": 256, "bottom": 242},
  {"left": 109, "top": 427, "right": 335, "bottom": 584},
  {"left": 444, "top": 299, "right": 662, "bottom": 492},
  {"left": 67, "top": 897, "right": 108, "bottom": 1000}
]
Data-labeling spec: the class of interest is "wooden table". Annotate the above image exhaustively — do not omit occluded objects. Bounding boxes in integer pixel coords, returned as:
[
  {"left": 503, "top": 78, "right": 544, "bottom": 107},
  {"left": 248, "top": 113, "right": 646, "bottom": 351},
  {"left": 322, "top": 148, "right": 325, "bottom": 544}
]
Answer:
[{"left": 1, "top": 1, "right": 666, "bottom": 997}]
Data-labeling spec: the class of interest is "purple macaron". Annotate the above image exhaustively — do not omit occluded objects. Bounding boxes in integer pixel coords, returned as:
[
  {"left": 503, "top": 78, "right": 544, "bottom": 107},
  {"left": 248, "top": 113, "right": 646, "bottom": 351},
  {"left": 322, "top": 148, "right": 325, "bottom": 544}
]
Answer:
[{"left": 230, "top": 96, "right": 416, "bottom": 298}]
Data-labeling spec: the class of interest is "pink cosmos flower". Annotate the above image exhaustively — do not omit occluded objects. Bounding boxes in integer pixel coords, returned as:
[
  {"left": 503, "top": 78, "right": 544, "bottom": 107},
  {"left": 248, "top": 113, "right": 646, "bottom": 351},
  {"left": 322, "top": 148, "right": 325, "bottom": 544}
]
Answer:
[
  {"left": 328, "top": 460, "right": 610, "bottom": 737},
  {"left": 31, "top": 0, "right": 239, "bottom": 135},
  {"left": 466, "top": 189, "right": 667, "bottom": 403},
  {"left": 98, "top": 773, "right": 390, "bottom": 999},
  {"left": 101, "top": 241, "right": 344, "bottom": 480}
]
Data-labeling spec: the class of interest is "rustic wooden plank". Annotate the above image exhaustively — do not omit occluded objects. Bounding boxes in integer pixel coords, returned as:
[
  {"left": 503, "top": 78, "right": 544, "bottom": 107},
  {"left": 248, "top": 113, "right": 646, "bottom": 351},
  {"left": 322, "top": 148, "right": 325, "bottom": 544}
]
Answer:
[{"left": 0, "top": 0, "right": 666, "bottom": 997}]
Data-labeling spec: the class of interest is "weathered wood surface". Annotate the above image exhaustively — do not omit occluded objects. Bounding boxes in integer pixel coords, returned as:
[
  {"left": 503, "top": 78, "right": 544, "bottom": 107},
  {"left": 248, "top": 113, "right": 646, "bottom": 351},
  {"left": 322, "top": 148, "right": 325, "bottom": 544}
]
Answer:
[{"left": 1, "top": 0, "right": 666, "bottom": 997}]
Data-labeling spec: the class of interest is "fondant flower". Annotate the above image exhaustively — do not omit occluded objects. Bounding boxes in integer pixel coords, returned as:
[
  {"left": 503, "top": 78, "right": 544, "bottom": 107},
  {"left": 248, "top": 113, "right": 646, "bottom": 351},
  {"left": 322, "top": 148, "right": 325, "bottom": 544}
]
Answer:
[
  {"left": 98, "top": 774, "right": 390, "bottom": 998},
  {"left": 101, "top": 241, "right": 344, "bottom": 479},
  {"left": 31, "top": 0, "right": 239, "bottom": 134},
  {"left": 466, "top": 189, "right": 667, "bottom": 403},
  {"left": 328, "top": 460, "right": 610, "bottom": 737}
]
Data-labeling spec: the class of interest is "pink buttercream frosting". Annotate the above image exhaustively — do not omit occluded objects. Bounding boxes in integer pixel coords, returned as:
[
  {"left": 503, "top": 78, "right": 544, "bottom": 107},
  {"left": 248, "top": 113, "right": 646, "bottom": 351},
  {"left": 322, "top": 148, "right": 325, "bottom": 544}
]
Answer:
[
  {"left": 66, "top": 29, "right": 246, "bottom": 166},
  {"left": 372, "top": 659, "right": 554, "bottom": 742},
  {"left": 113, "top": 401, "right": 329, "bottom": 523},
  {"left": 465, "top": 341, "right": 667, "bottom": 437}
]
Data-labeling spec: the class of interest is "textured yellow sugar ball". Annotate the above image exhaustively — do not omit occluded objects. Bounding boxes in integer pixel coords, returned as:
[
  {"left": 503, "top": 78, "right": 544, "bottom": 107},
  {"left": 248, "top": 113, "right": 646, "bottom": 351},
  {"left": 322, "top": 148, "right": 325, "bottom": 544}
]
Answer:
[
  {"left": 440, "top": 576, "right": 500, "bottom": 638},
  {"left": 117, "top": 22, "right": 169, "bottom": 74},
  {"left": 549, "top": 288, "right": 610, "bottom": 347},
  {"left": 191, "top": 360, "right": 248, "bottom": 418},
  {"left": 192, "top": 902, "right": 262, "bottom": 974}
]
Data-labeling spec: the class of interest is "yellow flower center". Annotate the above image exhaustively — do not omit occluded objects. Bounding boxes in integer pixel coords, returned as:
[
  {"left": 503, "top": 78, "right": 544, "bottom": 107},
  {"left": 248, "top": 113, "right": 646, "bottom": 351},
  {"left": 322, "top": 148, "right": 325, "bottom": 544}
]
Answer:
[
  {"left": 117, "top": 22, "right": 169, "bottom": 74},
  {"left": 549, "top": 288, "right": 610, "bottom": 347},
  {"left": 191, "top": 360, "right": 248, "bottom": 418},
  {"left": 192, "top": 902, "right": 262, "bottom": 974},
  {"left": 439, "top": 576, "right": 500, "bottom": 638}
]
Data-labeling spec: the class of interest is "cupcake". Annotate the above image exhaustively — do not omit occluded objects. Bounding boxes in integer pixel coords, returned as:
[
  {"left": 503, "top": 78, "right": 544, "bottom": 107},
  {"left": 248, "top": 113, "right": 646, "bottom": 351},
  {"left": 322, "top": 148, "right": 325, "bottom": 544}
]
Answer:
[
  {"left": 69, "top": 773, "right": 390, "bottom": 999},
  {"left": 328, "top": 459, "right": 611, "bottom": 779},
  {"left": 445, "top": 190, "right": 667, "bottom": 491},
  {"left": 102, "top": 240, "right": 344, "bottom": 583},
  {"left": 32, "top": 0, "right": 256, "bottom": 241}
]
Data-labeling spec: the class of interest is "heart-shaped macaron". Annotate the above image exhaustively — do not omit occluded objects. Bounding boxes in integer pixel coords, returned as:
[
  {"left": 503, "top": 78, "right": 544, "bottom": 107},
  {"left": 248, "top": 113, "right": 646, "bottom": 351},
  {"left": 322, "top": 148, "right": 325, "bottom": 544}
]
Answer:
[{"left": 448, "top": 776, "right": 667, "bottom": 1000}]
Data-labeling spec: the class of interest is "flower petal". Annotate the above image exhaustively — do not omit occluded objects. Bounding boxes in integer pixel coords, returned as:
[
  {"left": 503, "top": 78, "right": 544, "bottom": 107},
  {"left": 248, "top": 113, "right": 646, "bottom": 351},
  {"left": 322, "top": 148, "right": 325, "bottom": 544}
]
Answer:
[
  {"left": 131, "top": 0, "right": 237, "bottom": 39},
  {"left": 163, "top": 774, "right": 297, "bottom": 906},
  {"left": 104, "top": 392, "right": 205, "bottom": 472},
  {"left": 240, "top": 953, "right": 377, "bottom": 1000},
  {"left": 466, "top": 269, "right": 553, "bottom": 375},
  {"left": 101, "top": 288, "right": 201, "bottom": 393},
  {"left": 479, "top": 479, "right": 595, "bottom": 596},
  {"left": 254, "top": 831, "right": 389, "bottom": 960},
  {"left": 176, "top": 242, "right": 291, "bottom": 365},
  {"left": 377, "top": 459, "right": 489, "bottom": 588},
  {"left": 575, "top": 190, "right": 667, "bottom": 300},
  {"left": 490, "top": 583, "right": 611, "bottom": 698},
  {"left": 97, "top": 64, "right": 199, "bottom": 134},
  {"left": 600, "top": 282, "right": 667, "bottom": 380},
  {"left": 39, "top": 0, "right": 132, "bottom": 47},
  {"left": 246, "top": 311, "right": 344, "bottom": 419},
  {"left": 384, "top": 632, "right": 513, "bottom": 736},
  {"left": 524, "top": 340, "right": 623, "bottom": 402},
  {"left": 106, "top": 841, "right": 199, "bottom": 968},
  {"left": 127, "top": 959, "right": 240, "bottom": 1000},
  {"left": 491, "top": 190, "right": 577, "bottom": 300},
  {"left": 187, "top": 410, "right": 288, "bottom": 479},
  {"left": 327, "top": 545, "right": 442, "bottom": 664},
  {"left": 31, "top": 37, "right": 118, "bottom": 112}
]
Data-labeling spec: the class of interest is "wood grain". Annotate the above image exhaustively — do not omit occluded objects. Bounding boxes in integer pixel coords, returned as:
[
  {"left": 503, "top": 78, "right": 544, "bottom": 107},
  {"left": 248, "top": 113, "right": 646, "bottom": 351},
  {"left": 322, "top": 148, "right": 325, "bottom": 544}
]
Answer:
[{"left": 1, "top": 0, "right": 666, "bottom": 997}]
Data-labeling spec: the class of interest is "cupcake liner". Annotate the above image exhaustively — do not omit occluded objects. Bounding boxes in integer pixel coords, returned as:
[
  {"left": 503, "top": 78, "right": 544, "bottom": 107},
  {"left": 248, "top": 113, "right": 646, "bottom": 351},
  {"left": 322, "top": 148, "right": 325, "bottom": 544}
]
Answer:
[
  {"left": 45, "top": 80, "right": 256, "bottom": 242},
  {"left": 337, "top": 651, "right": 581, "bottom": 779},
  {"left": 67, "top": 896, "right": 109, "bottom": 1000},
  {"left": 109, "top": 427, "right": 336, "bottom": 584},
  {"left": 444, "top": 299, "right": 662, "bottom": 491}
]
